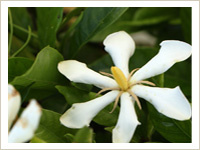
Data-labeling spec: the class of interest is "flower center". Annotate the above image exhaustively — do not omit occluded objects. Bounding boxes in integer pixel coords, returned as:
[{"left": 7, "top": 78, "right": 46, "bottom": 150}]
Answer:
[{"left": 98, "top": 66, "right": 155, "bottom": 113}]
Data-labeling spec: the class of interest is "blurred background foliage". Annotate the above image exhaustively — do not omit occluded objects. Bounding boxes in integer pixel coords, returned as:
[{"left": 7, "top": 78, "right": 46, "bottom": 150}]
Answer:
[{"left": 8, "top": 7, "right": 191, "bottom": 143}]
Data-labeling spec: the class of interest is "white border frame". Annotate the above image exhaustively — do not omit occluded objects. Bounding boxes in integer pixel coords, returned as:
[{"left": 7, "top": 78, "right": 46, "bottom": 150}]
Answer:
[{"left": 1, "top": 1, "right": 199, "bottom": 149}]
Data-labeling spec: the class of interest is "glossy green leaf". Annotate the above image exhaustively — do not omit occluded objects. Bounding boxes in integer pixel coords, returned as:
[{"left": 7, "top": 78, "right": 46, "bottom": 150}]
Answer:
[
  {"left": 11, "top": 46, "right": 67, "bottom": 90},
  {"left": 31, "top": 109, "right": 77, "bottom": 143},
  {"left": 91, "top": 8, "right": 139, "bottom": 42},
  {"left": 147, "top": 103, "right": 191, "bottom": 143},
  {"left": 67, "top": 7, "right": 128, "bottom": 58},
  {"left": 36, "top": 7, "right": 63, "bottom": 48},
  {"left": 8, "top": 57, "right": 34, "bottom": 83},
  {"left": 56, "top": 85, "right": 119, "bottom": 127},
  {"left": 73, "top": 126, "right": 93, "bottom": 143},
  {"left": 180, "top": 8, "right": 191, "bottom": 44}
]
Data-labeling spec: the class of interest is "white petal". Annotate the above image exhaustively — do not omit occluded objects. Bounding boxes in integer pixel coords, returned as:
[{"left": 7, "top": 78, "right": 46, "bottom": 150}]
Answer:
[
  {"left": 20, "top": 100, "right": 42, "bottom": 130},
  {"left": 8, "top": 100, "right": 42, "bottom": 143},
  {"left": 131, "top": 40, "right": 192, "bottom": 81},
  {"left": 60, "top": 91, "right": 119, "bottom": 128},
  {"left": 103, "top": 31, "right": 135, "bottom": 77},
  {"left": 8, "top": 118, "right": 34, "bottom": 143},
  {"left": 58, "top": 60, "right": 117, "bottom": 89},
  {"left": 112, "top": 92, "right": 140, "bottom": 143},
  {"left": 8, "top": 84, "right": 21, "bottom": 130},
  {"left": 132, "top": 85, "right": 191, "bottom": 120}
]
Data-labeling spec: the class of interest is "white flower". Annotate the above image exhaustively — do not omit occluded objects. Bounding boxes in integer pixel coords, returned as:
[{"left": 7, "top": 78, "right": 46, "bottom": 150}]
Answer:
[
  {"left": 8, "top": 84, "right": 42, "bottom": 143},
  {"left": 58, "top": 31, "right": 192, "bottom": 143}
]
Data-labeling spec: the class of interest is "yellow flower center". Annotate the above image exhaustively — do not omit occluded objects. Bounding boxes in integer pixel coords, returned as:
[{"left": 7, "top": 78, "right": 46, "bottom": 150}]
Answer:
[
  {"left": 98, "top": 66, "right": 155, "bottom": 113},
  {"left": 111, "top": 67, "right": 128, "bottom": 91}
]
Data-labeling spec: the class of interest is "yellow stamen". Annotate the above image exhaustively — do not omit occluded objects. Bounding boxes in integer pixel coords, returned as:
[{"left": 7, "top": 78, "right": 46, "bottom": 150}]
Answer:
[
  {"left": 111, "top": 67, "right": 128, "bottom": 91},
  {"left": 127, "top": 68, "right": 139, "bottom": 81},
  {"left": 99, "top": 71, "right": 113, "bottom": 78},
  {"left": 109, "top": 91, "right": 123, "bottom": 113},
  {"left": 96, "top": 87, "right": 119, "bottom": 96},
  {"left": 128, "top": 90, "right": 142, "bottom": 110},
  {"left": 130, "top": 80, "right": 156, "bottom": 87}
]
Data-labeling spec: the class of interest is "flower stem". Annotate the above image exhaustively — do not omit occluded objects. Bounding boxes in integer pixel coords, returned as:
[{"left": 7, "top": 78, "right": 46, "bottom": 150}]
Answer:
[
  {"left": 11, "top": 26, "right": 32, "bottom": 57},
  {"left": 12, "top": 23, "right": 37, "bottom": 38}
]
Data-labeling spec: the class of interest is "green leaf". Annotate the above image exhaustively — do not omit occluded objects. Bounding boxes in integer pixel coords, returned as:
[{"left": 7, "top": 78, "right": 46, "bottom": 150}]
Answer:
[
  {"left": 39, "top": 93, "right": 68, "bottom": 114},
  {"left": 147, "top": 103, "right": 191, "bottom": 143},
  {"left": 9, "top": 8, "right": 39, "bottom": 52},
  {"left": 11, "top": 46, "right": 67, "bottom": 90},
  {"left": 15, "top": 86, "right": 56, "bottom": 103},
  {"left": 8, "top": 57, "right": 34, "bottom": 83},
  {"left": 31, "top": 109, "right": 77, "bottom": 143},
  {"left": 91, "top": 7, "right": 181, "bottom": 42},
  {"left": 56, "top": 85, "right": 95, "bottom": 105},
  {"left": 36, "top": 7, "right": 63, "bottom": 48},
  {"left": 31, "top": 136, "right": 46, "bottom": 143},
  {"left": 11, "top": 26, "right": 32, "bottom": 57},
  {"left": 132, "top": 7, "right": 179, "bottom": 26},
  {"left": 67, "top": 7, "right": 128, "bottom": 58},
  {"left": 56, "top": 85, "right": 119, "bottom": 126},
  {"left": 71, "top": 82, "right": 93, "bottom": 92},
  {"left": 73, "top": 126, "right": 93, "bottom": 143},
  {"left": 91, "top": 8, "right": 139, "bottom": 42},
  {"left": 9, "top": 33, "right": 38, "bottom": 58},
  {"left": 104, "top": 126, "right": 114, "bottom": 132},
  {"left": 59, "top": 7, "right": 85, "bottom": 31},
  {"left": 89, "top": 54, "right": 113, "bottom": 73},
  {"left": 64, "top": 133, "right": 74, "bottom": 143},
  {"left": 10, "top": 7, "right": 33, "bottom": 29},
  {"left": 180, "top": 8, "right": 191, "bottom": 44},
  {"left": 93, "top": 103, "right": 119, "bottom": 127},
  {"left": 164, "top": 61, "right": 191, "bottom": 98}
]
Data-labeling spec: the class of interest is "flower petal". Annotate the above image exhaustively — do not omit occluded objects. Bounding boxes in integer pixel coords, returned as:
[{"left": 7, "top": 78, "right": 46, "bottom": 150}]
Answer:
[
  {"left": 58, "top": 60, "right": 117, "bottom": 89},
  {"left": 8, "top": 84, "right": 21, "bottom": 130},
  {"left": 103, "top": 31, "right": 135, "bottom": 77},
  {"left": 131, "top": 40, "right": 192, "bottom": 82},
  {"left": 112, "top": 92, "right": 140, "bottom": 143},
  {"left": 132, "top": 85, "right": 191, "bottom": 120},
  {"left": 60, "top": 91, "right": 119, "bottom": 128},
  {"left": 8, "top": 100, "right": 42, "bottom": 143}
]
